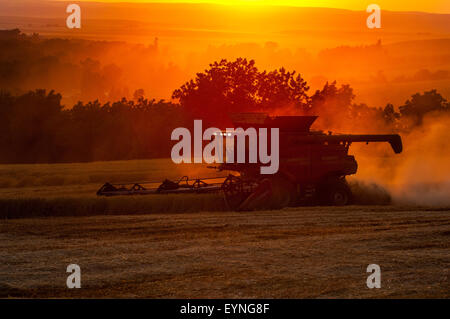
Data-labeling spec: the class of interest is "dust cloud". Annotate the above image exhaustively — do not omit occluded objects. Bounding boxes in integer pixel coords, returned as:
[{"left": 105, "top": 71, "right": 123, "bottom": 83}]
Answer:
[{"left": 353, "top": 113, "right": 450, "bottom": 206}]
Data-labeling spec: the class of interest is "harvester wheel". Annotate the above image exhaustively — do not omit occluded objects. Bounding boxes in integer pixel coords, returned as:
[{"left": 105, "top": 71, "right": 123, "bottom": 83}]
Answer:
[
  {"left": 266, "top": 176, "right": 295, "bottom": 209},
  {"left": 222, "top": 175, "right": 251, "bottom": 211},
  {"left": 237, "top": 178, "right": 273, "bottom": 211},
  {"left": 238, "top": 175, "right": 295, "bottom": 210},
  {"left": 319, "top": 178, "right": 352, "bottom": 206}
]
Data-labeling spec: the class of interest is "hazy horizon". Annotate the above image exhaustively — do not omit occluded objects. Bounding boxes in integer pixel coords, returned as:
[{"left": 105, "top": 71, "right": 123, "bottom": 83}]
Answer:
[
  {"left": 1, "top": 0, "right": 450, "bottom": 107},
  {"left": 2, "top": 0, "right": 450, "bottom": 15},
  {"left": 53, "top": 0, "right": 450, "bottom": 15}
]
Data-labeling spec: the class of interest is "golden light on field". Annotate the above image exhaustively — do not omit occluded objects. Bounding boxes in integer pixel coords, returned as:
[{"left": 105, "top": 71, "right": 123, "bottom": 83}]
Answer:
[{"left": 72, "top": 0, "right": 450, "bottom": 14}]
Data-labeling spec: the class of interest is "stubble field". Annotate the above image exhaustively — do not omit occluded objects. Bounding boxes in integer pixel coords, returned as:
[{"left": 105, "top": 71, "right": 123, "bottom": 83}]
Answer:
[
  {"left": 1, "top": 206, "right": 449, "bottom": 298},
  {"left": 0, "top": 160, "right": 448, "bottom": 298}
]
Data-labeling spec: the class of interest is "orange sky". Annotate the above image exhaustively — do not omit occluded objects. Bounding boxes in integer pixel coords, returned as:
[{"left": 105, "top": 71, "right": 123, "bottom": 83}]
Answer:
[{"left": 73, "top": 0, "right": 450, "bottom": 14}]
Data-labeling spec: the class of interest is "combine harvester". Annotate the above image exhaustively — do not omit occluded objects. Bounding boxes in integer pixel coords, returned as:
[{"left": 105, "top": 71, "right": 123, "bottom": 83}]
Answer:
[{"left": 97, "top": 114, "right": 402, "bottom": 210}]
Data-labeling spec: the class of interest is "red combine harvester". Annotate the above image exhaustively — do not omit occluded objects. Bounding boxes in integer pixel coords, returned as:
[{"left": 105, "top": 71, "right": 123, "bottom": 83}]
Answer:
[{"left": 97, "top": 114, "right": 402, "bottom": 210}]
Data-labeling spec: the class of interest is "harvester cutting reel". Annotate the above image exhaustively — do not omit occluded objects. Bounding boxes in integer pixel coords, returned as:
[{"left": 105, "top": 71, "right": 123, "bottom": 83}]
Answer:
[{"left": 97, "top": 176, "right": 223, "bottom": 196}]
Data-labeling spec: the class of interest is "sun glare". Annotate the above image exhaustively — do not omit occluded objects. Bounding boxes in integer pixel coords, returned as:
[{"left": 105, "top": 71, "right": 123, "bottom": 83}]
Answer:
[{"left": 70, "top": 0, "right": 450, "bottom": 14}]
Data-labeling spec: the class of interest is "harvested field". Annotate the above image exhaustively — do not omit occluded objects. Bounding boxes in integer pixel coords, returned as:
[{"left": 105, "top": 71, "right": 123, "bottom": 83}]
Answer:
[{"left": 1, "top": 206, "right": 449, "bottom": 298}]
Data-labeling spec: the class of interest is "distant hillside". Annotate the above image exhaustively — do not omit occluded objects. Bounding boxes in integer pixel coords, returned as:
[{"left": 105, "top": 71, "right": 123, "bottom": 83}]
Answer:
[
  {"left": 0, "top": 1, "right": 449, "bottom": 50},
  {"left": 1, "top": 1, "right": 450, "bottom": 106}
]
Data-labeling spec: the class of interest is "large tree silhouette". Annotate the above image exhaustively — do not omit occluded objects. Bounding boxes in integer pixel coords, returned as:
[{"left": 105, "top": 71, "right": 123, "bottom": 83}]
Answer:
[
  {"left": 399, "top": 90, "right": 448, "bottom": 126},
  {"left": 172, "top": 58, "right": 310, "bottom": 125}
]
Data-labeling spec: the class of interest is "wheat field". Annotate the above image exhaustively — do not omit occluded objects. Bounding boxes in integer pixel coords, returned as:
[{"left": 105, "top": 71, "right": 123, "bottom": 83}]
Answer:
[
  {"left": 0, "top": 159, "right": 393, "bottom": 219},
  {"left": 0, "top": 159, "right": 448, "bottom": 298},
  {"left": 1, "top": 206, "right": 449, "bottom": 298},
  {"left": 0, "top": 159, "right": 229, "bottom": 218}
]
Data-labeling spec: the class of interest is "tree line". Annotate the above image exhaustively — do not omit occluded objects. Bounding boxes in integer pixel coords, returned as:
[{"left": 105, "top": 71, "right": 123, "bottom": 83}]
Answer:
[{"left": 0, "top": 58, "right": 449, "bottom": 163}]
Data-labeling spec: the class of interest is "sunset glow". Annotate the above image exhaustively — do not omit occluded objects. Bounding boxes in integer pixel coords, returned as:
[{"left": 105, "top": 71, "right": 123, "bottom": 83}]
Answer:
[
  {"left": 73, "top": 0, "right": 450, "bottom": 14},
  {"left": 1, "top": 0, "right": 450, "bottom": 301}
]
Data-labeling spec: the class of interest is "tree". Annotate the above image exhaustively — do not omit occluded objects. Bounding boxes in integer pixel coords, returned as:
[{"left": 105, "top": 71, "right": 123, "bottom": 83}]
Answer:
[
  {"left": 309, "top": 81, "right": 355, "bottom": 128},
  {"left": 399, "top": 90, "right": 449, "bottom": 127},
  {"left": 133, "top": 89, "right": 145, "bottom": 102},
  {"left": 382, "top": 103, "right": 400, "bottom": 127},
  {"left": 0, "top": 89, "right": 65, "bottom": 162},
  {"left": 172, "top": 58, "right": 309, "bottom": 126}
]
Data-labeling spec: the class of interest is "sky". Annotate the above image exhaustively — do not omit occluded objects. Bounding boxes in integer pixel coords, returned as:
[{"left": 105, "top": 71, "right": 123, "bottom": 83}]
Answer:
[{"left": 71, "top": 0, "right": 450, "bottom": 14}]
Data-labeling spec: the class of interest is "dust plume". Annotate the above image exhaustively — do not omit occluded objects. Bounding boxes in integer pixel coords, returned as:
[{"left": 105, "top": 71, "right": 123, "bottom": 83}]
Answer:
[{"left": 353, "top": 112, "right": 450, "bottom": 206}]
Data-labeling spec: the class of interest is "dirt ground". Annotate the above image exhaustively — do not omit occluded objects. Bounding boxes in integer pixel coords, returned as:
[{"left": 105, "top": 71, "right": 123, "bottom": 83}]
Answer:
[{"left": 0, "top": 205, "right": 449, "bottom": 298}]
